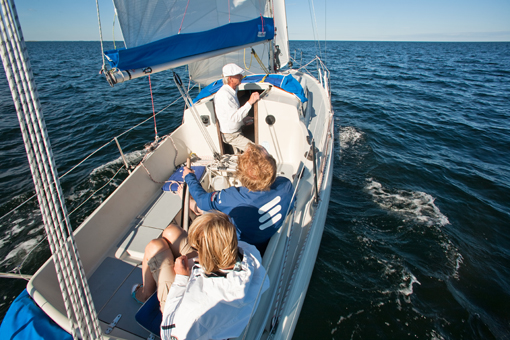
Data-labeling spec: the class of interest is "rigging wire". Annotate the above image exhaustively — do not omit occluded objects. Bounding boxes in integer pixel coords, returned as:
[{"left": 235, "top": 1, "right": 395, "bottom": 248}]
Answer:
[
  {"left": 308, "top": 0, "right": 322, "bottom": 59},
  {"left": 112, "top": 3, "right": 117, "bottom": 50},
  {"left": 324, "top": 0, "right": 327, "bottom": 63},
  {"left": 95, "top": 0, "right": 106, "bottom": 71},
  {"left": 148, "top": 75, "right": 158, "bottom": 139}
]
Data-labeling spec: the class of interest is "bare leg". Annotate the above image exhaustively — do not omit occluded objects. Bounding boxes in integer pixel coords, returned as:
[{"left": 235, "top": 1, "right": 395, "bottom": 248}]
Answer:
[
  {"left": 135, "top": 238, "right": 173, "bottom": 303},
  {"left": 162, "top": 223, "right": 188, "bottom": 259},
  {"left": 161, "top": 222, "right": 197, "bottom": 260}
]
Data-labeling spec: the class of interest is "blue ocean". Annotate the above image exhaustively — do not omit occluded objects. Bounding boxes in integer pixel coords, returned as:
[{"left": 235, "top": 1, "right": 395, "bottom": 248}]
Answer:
[{"left": 0, "top": 41, "right": 509, "bottom": 339}]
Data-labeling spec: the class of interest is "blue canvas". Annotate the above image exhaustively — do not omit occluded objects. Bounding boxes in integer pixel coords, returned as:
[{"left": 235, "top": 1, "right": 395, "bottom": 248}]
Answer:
[
  {"left": 0, "top": 289, "right": 72, "bottom": 340},
  {"left": 193, "top": 74, "right": 308, "bottom": 104}
]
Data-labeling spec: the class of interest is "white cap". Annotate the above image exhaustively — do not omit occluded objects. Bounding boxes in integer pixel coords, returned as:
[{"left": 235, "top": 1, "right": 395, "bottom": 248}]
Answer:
[{"left": 222, "top": 63, "right": 245, "bottom": 77}]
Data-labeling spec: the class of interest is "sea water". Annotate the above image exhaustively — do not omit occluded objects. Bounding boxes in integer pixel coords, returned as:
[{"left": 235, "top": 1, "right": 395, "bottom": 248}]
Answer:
[{"left": 0, "top": 41, "right": 509, "bottom": 339}]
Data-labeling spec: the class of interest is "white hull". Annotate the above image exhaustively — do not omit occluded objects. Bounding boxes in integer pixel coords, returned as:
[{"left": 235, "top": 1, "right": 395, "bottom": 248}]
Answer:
[{"left": 26, "top": 69, "right": 334, "bottom": 339}]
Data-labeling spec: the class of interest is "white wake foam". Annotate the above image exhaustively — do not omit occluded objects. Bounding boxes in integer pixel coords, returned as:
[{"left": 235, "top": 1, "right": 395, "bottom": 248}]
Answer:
[
  {"left": 365, "top": 178, "right": 463, "bottom": 279},
  {"left": 0, "top": 237, "right": 42, "bottom": 265},
  {"left": 365, "top": 178, "right": 450, "bottom": 227},
  {"left": 339, "top": 126, "right": 364, "bottom": 150},
  {"left": 398, "top": 270, "right": 421, "bottom": 299},
  {"left": 91, "top": 149, "right": 145, "bottom": 176}
]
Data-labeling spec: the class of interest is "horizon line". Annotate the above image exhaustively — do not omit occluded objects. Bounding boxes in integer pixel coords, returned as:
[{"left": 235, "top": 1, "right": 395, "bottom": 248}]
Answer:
[{"left": 24, "top": 39, "right": 510, "bottom": 43}]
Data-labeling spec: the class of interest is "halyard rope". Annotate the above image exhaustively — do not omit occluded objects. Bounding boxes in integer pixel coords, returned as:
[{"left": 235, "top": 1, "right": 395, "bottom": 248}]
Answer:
[
  {"left": 178, "top": 0, "right": 191, "bottom": 34},
  {"left": 243, "top": 48, "right": 254, "bottom": 70},
  {"left": 1, "top": 1, "right": 102, "bottom": 338}
]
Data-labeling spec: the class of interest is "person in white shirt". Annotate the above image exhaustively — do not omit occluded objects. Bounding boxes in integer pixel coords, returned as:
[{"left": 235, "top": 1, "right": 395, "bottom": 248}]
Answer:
[
  {"left": 134, "top": 211, "right": 270, "bottom": 340},
  {"left": 214, "top": 63, "right": 260, "bottom": 152}
]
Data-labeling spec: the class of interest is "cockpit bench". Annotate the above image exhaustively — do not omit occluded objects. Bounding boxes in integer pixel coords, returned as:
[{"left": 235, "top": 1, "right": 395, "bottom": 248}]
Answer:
[
  {"left": 115, "top": 190, "right": 182, "bottom": 263},
  {"left": 115, "top": 165, "right": 206, "bottom": 263}
]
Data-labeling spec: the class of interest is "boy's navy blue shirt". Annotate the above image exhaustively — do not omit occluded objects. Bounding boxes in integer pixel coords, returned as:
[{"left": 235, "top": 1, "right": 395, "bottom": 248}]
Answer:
[{"left": 185, "top": 173, "right": 294, "bottom": 247}]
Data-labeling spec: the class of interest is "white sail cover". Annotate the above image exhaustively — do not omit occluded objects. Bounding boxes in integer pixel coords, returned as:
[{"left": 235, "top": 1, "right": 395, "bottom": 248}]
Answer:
[{"left": 107, "top": 0, "right": 274, "bottom": 71}]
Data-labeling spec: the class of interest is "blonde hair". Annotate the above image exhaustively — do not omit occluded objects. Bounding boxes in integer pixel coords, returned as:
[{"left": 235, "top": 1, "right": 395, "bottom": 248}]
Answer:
[
  {"left": 237, "top": 144, "right": 276, "bottom": 191},
  {"left": 187, "top": 211, "right": 238, "bottom": 274}
]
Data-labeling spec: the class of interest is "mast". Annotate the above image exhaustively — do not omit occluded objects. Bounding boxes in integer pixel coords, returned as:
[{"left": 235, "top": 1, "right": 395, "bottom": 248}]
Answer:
[{"left": 269, "top": 39, "right": 275, "bottom": 72}]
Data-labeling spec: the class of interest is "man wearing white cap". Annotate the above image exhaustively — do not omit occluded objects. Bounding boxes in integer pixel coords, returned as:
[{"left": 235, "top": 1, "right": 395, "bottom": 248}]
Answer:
[{"left": 214, "top": 63, "right": 260, "bottom": 152}]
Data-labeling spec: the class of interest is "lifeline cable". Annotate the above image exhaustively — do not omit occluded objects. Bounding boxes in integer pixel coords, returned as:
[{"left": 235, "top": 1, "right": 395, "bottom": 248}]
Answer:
[
  {"left": 0, "top": 92, "right": 187, "bottom": 224},
  {"left": 242, "top": 163, "right": 306, "bottom": 340}
]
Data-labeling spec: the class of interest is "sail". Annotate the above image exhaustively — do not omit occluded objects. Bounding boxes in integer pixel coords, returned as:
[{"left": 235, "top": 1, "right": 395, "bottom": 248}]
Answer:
[
  {"left": 188, "top": 0, "right": 289, "bottom": 85},
  {"left": 106, "top": 0, "right": 274, "bottom": 71},
  {"left": 188, "top": 43, "right": 270, "bottom": 85}
]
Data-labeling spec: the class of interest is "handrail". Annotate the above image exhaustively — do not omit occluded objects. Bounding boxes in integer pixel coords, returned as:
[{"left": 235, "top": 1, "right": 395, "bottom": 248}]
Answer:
[{"left": 0, "top": 272, "right": 32, "bottom": 280}]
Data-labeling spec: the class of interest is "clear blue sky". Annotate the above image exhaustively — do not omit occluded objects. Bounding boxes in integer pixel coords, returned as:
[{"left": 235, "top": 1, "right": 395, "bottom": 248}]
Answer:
[{"left": 15, "top": 0, "right": 510, "bottom": 42}]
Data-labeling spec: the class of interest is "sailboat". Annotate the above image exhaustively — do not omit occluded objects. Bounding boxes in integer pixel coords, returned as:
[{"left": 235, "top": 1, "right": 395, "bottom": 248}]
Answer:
[{"left": 0, "top": 0, "right": 333, "bottom": 339}]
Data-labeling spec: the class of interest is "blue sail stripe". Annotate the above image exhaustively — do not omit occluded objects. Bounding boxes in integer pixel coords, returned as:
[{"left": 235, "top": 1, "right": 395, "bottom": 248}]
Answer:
[{"left": 105, "top": 17, "right": 274, "bottom": 71}]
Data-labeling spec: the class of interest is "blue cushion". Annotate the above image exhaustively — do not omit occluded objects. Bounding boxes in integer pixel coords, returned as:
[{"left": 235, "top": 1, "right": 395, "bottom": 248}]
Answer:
[
  {"left": 135, "top": 293, "right": 162, "bottom": 336},
  {"left": 162, "top": 165, "right": 206, "bottom": 192}
]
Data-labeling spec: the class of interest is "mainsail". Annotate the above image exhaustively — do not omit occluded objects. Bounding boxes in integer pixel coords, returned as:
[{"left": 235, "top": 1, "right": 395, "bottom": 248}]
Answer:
[
  {"left": 103, "top": 0, "right": 289, "bottom": 86},
  {"left": 189, "top": 0, "right": 290, "bottom": 85}
]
